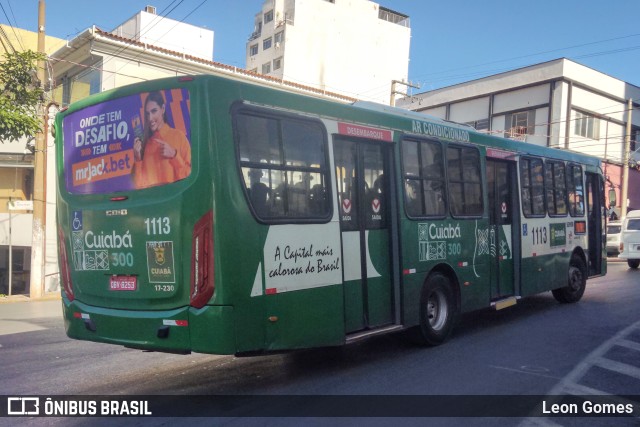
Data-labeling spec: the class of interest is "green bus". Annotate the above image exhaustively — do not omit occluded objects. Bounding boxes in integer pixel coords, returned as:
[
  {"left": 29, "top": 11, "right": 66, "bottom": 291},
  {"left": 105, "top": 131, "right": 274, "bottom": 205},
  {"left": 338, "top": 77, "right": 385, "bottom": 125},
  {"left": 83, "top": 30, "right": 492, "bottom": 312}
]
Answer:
[{"left": 55, "top": 74, "right": 606, "bottom": 355}]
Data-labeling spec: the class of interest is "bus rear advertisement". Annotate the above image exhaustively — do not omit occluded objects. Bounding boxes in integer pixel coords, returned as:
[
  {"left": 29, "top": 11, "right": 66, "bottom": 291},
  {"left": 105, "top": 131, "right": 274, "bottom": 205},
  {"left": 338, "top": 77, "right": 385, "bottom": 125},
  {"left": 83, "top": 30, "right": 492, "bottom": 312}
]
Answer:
[{"left": 55, "top": 74, "right": 606, "bottom": 355}]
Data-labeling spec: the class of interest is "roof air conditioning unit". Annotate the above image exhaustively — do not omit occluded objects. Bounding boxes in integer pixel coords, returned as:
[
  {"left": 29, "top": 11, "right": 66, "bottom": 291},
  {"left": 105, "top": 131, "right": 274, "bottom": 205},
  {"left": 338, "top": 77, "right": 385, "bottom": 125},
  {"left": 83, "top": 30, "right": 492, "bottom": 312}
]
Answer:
[{"left": 145, "top": 5, "right": 157, "bottom": 14}]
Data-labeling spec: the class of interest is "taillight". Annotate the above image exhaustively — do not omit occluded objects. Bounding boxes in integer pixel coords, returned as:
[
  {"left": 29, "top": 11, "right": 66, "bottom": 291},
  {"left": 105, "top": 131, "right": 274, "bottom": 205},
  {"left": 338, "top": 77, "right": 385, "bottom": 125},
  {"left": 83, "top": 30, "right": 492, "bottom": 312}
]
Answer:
[
  {"left": 190, "top": 210, "right": 214, "bottom": 308},
  {"left": 620, "top": 243, "right": 624, "bottom": 253},
  {"left": 57, "top": 227, "right": 74, "bottom": 301}
]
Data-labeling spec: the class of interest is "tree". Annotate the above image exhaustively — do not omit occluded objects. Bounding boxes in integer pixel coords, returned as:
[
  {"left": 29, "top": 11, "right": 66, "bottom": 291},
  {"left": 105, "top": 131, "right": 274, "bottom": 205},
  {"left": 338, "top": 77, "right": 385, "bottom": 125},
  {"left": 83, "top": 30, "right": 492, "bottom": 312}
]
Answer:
[{"left": 0, "top": 49, "right": 45, "bottom": 142}]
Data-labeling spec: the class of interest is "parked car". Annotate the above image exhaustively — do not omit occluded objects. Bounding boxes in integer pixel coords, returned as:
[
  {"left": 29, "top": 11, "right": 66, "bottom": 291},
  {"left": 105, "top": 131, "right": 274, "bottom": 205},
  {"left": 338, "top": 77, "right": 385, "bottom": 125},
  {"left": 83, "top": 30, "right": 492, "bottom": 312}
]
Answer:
[
  {"left": 618, "top": 211, "right": 640, "bottom": 268},
  {"left": 606, "top": 220, "right": 622, "bottom": 256}
]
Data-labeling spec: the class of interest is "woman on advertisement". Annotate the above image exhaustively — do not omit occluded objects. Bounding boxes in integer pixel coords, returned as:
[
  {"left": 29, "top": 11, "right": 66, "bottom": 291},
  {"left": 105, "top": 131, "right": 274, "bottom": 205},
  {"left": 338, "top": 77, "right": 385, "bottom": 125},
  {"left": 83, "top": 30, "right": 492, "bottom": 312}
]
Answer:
[{"left": 132, "top": 91, "right": 191, "bottom": 189}]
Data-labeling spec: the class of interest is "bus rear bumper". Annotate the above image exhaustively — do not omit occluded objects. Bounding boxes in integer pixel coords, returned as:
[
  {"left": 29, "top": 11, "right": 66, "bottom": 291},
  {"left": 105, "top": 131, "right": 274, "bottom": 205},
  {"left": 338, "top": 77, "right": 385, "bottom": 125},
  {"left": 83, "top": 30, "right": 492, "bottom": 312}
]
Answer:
[{"left": 62, "top": 297, "right": 235, "bottom": 355}]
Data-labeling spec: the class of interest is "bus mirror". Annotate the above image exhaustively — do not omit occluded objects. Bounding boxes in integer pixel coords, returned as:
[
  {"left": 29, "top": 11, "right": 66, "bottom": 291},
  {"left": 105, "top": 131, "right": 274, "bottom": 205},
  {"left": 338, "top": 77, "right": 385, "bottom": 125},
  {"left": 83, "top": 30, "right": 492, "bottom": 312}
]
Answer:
[{"left": 608, "top": 189, "right": 617, "bottom": 208}]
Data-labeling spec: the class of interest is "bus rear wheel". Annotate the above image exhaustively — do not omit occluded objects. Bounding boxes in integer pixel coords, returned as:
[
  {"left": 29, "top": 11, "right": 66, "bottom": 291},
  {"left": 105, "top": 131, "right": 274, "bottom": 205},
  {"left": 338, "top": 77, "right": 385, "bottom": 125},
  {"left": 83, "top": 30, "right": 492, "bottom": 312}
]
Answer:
[
  {"left": 552, "top": 255, "right": 587, "bottom": 304},
  {"left": 627, "top": 259, "right": 640, "bottom": 269},
  {"left": 413, "top": 272, "right": 456, "bottom": 346}
]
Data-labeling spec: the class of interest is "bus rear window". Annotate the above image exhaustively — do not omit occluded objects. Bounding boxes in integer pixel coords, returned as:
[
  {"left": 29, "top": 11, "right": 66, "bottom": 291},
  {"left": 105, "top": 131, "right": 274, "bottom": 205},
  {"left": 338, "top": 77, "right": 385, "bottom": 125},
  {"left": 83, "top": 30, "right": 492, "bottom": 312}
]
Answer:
[{"left": 62, "top": 89, "right": 192, "bottom": 194}]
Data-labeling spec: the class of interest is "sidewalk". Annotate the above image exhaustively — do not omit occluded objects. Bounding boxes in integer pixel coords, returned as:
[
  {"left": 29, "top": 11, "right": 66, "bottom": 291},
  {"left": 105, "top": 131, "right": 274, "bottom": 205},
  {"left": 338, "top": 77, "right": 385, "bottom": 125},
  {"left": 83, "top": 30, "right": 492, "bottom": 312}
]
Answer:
[
  {"left": 0, "top": 294, "right": 62, "bottom": 335},
  {"left": 0, "top": 291, "right": 61, "bottom": 304}
]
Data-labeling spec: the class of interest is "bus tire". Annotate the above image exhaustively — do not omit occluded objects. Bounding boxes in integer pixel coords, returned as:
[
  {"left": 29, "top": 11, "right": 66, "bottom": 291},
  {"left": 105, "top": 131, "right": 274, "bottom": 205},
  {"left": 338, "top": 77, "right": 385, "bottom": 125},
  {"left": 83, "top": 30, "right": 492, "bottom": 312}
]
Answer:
[
  {"left": 552, "top": 255, "right": 587, "bottom": 304},
  {"left": 413, "top": 272, "right": 456, "bottom": 346},
  {"left": 627, "top": 259, "right": 640, "bottom": 269}
]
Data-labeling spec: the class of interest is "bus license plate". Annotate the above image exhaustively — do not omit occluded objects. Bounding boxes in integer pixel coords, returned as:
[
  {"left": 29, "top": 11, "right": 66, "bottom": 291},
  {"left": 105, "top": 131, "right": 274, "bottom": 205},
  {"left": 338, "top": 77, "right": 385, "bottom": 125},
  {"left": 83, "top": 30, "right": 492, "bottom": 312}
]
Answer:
[{"left": 109, "top": 276, "right": 137, "bottom": 291}]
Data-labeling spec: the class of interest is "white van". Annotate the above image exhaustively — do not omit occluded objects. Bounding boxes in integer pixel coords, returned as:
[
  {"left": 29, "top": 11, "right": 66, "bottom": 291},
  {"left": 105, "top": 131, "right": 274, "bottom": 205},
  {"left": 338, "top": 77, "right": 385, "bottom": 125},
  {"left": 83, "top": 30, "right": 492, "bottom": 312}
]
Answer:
[
  {"left": 618, "top": 210, "right": 640, "bottom": 268},
  {"left": 606, "top": 220, "right": 622, "bottom": 256}
]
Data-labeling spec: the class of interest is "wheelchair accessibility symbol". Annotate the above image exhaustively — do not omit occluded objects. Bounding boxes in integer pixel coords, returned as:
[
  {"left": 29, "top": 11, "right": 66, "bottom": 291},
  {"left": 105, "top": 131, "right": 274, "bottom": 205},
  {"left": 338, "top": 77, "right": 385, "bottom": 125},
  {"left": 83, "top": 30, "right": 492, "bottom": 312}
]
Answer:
[{"left": 72, "top": 211, "right": 83, "bottom": 231}]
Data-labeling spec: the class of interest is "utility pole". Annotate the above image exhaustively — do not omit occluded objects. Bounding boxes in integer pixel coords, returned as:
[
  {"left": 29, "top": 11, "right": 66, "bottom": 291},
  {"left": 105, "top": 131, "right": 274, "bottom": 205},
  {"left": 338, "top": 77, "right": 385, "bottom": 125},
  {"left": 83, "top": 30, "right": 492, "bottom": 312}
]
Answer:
[
  {"left": 390, "top": 79, "right": 420, "bottom": 107},
  {"left": 621, "top": 98, "right": 633, "bottom": 220},
  {"left": 30, "top": 0, "right": 46, "bottom": 298}
]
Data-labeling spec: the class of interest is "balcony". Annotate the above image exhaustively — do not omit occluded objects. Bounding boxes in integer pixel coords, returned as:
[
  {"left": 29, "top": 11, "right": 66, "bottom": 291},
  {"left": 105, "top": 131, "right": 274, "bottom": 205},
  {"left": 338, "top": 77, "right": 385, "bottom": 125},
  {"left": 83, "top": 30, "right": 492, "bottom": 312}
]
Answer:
[{"left": 378, "top": 7, "right": 410, "bottom": 27}]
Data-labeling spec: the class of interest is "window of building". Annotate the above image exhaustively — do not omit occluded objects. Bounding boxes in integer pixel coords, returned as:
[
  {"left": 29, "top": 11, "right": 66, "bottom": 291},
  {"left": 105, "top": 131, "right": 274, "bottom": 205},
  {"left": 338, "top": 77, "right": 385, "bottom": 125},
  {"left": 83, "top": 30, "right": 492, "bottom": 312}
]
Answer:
[
  {"left": 520, "top": 157, "right": 545, "bottom": 217},
  {"left": 262, "top": 62, "right": 271, "bottom": 74},
  {"left": 274, "top": 31, "right": 284, "bottom": 45},
  {"left": 447, "top": 145, "right": 483, "bottom": 217},
  {"left": 23, "top": 169, "right": 33, "bottom": 200},
  {"left": 234, "top": 108, "right": 330, "bottom": 222},
  {"left": 263, "top": 37, "right": 272, "bottom": 50},
  {"left": 61, "top": 61, "right": 102, "bottom": 106},
  {"left": 545, "top": 161, "right": 568, "bottom": 216},
  {"left": 273, "top": 56, "right": 283, "bottom": 71},
  {"left": 505, "top": 110, "right": 535, "bottom": 140},
  {"left": 249, "top": 44, "right": 258, "bottom": 56},
  {"left": 264, "top": 10, "right": 274, "bottom": 23},
  {"left": 567, "top": 164, "right": 585, "bottom": 217},
  {"left": 574, "top": 110, "right": 600, "bottom": 140},
  {"left": 62, "top": 76, "right": 71, "bottom": 106},
  {"left": 402, "top": 138, "right": 446, "bottom": 218},
  {"left": 465, "top": 118, "right": 489, "bottom": 131}
]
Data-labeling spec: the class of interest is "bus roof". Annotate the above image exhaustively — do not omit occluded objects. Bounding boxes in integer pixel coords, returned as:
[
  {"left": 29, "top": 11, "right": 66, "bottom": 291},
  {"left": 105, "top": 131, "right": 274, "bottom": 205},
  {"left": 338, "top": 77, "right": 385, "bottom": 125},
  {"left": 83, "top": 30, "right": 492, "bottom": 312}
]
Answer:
[{"left": 59, "top": 74, "right": 602, "bottom": 170}]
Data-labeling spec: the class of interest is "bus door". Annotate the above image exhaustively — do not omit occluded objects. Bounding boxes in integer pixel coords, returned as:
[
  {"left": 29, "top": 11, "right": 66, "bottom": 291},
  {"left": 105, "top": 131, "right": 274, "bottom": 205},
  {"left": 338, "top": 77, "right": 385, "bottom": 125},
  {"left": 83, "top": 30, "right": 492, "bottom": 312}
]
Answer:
[
  {"left": 486, "top": 159, "right": 521, "bottom": 300},
  {"left": 586, "top": 172, "right": 605, "bottom": 276},
  {"left": 334, "top": 138, "right": 394, "bottom": 333}
]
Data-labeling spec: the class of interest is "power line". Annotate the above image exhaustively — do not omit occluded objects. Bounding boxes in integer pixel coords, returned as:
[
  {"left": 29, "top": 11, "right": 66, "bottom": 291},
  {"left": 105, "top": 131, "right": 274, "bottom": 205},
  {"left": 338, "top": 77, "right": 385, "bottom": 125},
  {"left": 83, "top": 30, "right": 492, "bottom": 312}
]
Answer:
[
  {"left": 0, "top": 23, "right": 16, "bottom": 53},
  {"left": 353, "top": 32, "right": 640, "bottom": 99},
  {"left": 410, "top": 33, "right": 640, "bottom": 83},
  {"left": 0, "top": 0, "right": 24, "bottom": 51},
  {"left": 0, "top": 3, "right": 23, "bottom": 52},
  {"left": 98, "top": 0, "right": 185, "bottom": 70},
  {"left": 110, "top": 0, "right": 210, "bottom": 79}
]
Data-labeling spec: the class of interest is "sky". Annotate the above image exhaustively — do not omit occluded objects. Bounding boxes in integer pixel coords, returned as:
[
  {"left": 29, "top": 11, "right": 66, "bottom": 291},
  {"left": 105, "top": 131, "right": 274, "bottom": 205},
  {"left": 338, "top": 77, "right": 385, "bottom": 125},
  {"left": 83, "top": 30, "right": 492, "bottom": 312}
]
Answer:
[{"left": 2, "top": 0, "right": 640, "bottom": 100}]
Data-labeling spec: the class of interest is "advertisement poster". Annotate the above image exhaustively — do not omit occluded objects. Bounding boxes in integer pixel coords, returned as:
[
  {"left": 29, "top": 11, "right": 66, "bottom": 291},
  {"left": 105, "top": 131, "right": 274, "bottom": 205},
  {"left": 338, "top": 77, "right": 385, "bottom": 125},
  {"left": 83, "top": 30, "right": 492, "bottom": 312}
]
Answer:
[{"left": 63, "top": 88, "right": 191, "bottom": 194}]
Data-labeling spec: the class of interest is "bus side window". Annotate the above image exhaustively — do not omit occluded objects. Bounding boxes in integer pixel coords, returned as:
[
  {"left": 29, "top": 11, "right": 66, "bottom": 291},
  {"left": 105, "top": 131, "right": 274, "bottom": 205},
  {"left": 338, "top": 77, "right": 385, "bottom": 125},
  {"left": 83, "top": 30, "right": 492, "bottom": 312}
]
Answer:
[
  {"left": 447, "top": 145, "right": 482, "bottom": 217},
  {"left": 545, "top": 160, "right": 568, "bottom": 217},
  {"left": 520, "top": 157, "right": 545, "bottom": 217},
  {"left": 234, "top": 109, "right": 330, "bottom": 222},
  {"left": 402, "top": 138, "right": 446, "bottom": 218},
  {"left": 567, "top": 164, "right": 585, "bottom": 217},
  {"left": 309, "top": 179, "right": 326, "bottom": 215},
  {"left": 247, "top": 168, "right": 271, "bottom": 217}
]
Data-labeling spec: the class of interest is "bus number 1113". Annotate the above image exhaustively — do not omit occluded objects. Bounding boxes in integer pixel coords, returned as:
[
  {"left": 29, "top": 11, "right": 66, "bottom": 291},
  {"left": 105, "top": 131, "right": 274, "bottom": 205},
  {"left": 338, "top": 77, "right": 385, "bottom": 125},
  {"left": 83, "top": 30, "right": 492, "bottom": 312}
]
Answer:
[
  {"left": 145, "top": 217, "right": 171, "bottom": 235},
  {"left": 531, "top": 226, "right": 548, "bottom": 245}
]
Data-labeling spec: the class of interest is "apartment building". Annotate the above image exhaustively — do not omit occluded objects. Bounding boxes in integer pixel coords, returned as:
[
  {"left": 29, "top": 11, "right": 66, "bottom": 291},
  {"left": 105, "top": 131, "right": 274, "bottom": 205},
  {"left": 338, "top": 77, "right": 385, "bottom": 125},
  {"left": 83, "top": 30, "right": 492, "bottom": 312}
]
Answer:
[
  {"left": 246, "top": 0, "right": 411, "bottom": 104},
  {"left": 397, "top": 58, "right": 640, "bottom": 215}
]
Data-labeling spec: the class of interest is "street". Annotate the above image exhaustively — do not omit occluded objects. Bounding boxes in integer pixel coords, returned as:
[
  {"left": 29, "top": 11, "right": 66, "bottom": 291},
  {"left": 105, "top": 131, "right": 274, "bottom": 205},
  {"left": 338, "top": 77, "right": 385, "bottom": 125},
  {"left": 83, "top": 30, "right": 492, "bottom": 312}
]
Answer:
[{"left": 0, "top": 261, "right": 639, "bottom": 426}]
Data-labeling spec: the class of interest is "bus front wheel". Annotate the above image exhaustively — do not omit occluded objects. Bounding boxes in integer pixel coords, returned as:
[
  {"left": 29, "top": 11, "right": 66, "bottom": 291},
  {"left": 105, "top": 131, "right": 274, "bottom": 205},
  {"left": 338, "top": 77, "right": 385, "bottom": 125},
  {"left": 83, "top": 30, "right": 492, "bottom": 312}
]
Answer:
[
  {"left": 414, "top": 272, "right": 456, "bottom": 346},
  {"left": 627, "top": 259, "right": 640, "bottom": 269},
  {"left": 552, "top": 255, "right": 587, "bottom": 304}
]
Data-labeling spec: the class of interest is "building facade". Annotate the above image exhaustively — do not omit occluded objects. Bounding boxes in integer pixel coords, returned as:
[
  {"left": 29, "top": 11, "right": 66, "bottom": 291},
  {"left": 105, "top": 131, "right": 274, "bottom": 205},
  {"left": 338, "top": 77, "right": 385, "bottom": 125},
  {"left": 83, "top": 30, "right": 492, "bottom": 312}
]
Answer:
[
  {"left": 113, "top": 6, "right": 214, "bottom": 61},
  {"left": 397, "top": 58, "right": 640, "bottom": 216},
  {"left": 245, "top": 0, "right": 411, "bottom": 104},
  {"left": 51, "top": 7, "right": 214, "bottom": 106},
  {"left": 0, "top": 25, "right": 65, "bottom": 296}
]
